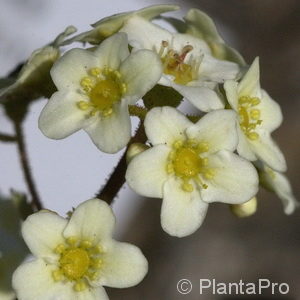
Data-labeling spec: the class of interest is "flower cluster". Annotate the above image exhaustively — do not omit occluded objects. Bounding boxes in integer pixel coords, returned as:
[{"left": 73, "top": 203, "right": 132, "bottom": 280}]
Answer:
[{"left": 6, "top": 4, "right": 297, "bottom": 300}]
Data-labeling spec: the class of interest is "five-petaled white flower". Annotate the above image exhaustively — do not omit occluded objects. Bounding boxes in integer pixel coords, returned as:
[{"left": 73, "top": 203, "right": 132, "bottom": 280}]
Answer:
[
  {"left": 39, "top": 32, "right": 162, "bottom": 153},
  {"left": 258, "top": 163, "right": 298, "bottom": 215},
  {"left": 126, "top": 107, "right": 258, "bottom": 237},
  {"left": 224, "top": 57, "right": 287, "bottom": 172},
  {"left": 120, "top": 16, "right": 239, "bottom": 112},
  {"left": 12, "top": 199, "right": 148, "bottom": 300}
]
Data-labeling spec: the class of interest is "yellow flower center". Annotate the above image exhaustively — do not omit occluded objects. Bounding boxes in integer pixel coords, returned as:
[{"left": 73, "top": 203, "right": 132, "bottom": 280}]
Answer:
[
  {"left": 167, "top": 139, "right": 215, "bottom": 192},
  {"left": 52, "top": 237, "right": 104, "bottom": 292},
  {"left": 238, "top": 96, "right": 262, "bottom": 141},
  {"left": 77, "top": 67, "right": 127, "bottom": 117},
  {"left": 60, "top": 248, "right": 90, "bottom": 280},
  {"left": 158, "top": 41, "right": 200, "bottom": 85}
]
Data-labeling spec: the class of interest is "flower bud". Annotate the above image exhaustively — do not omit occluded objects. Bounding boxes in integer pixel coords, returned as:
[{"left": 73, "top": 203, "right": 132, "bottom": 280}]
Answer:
[{"left": 230, "top": 197, "right": 257, "bottom": 218}]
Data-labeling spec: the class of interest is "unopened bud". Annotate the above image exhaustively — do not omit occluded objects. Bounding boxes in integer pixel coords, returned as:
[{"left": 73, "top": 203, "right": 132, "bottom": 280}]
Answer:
[{"left": 230, "top": 197, "right": 257, "bottom": 218}]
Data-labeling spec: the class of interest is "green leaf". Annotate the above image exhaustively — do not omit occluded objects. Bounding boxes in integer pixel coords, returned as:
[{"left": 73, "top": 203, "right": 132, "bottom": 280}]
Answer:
[{"left": 143, "top": 84, "right": 183, "bottom": 109}]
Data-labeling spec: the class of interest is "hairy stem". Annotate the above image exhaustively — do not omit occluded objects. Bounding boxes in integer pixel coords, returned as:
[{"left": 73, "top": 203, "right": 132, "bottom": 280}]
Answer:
[
  {"left": 0, "top": 132, "right": 17, "bottom": 142},
  {"left": 14, "top": 121, "right": 42, "bottom": 210},
  {"left": 95, "top": 123, "right": 147, "bottom": 204}
]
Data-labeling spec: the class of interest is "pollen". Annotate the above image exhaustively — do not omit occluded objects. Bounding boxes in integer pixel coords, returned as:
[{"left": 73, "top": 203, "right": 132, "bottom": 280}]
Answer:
[
  {"left": 167, "top": 139, "right": 215, "bottom": 192},
  {"left": 159, "top": 41, "right": 200, "bottom": 85},
  {"left": 77, "top": 66, "right": 126, "bottom": 118},
  {"left": 52, "top": 237, "right": 105, "bottom": 292},
  {"left": 238, "top": 95, "right": 262, "bottom": 141}
]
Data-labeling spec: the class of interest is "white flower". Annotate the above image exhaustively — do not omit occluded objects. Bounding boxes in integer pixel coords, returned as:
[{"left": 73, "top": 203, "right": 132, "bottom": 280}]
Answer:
[
  {"left": 39, "top": 33, "right": 162, "bottom": 153},
  {"left": 12, "top": 199, "right": 148, "bottom": 300},
  {"left": 126, "top": 107, "right": 258, "bottom": 237},
  {"left": 224, "top": 57, "right": 287, "bottom": 172},
  {"left": 258, "top": 164, "right": 298, "bottom": 215},
  {"left": 120, "top": 16, "right": 239, "bottom": 112}
]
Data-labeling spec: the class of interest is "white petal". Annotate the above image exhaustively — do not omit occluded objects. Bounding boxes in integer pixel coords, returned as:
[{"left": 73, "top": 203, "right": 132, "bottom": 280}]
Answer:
[
  {"left": 171, "top": 83, "right": 224, "bottom": 112},
  {"left": 121, "top": 16, "right": 172, "bottom": 51},
  {"left": 259, "top": 89, "right": 283, "bottom": 132},
  {"left": 126, "top": 144, "right": 170, "bottom": 198},
  {"left": 144, "top": 106, "right": 192, "bottom": 146},
  {"left": 22, "top": 211, "right": 66, "bottom": 258},
  {"left": 171, "top": 33, "right": 211, "bottom": 55},
  {"left": 260, "top": 168, "right": 298, "bottom": 215},
  {"left": 161, "top": 176, "right": 208, "bottom": 237},
  {"left": 120, "top": 49, "right": 162, "bottom": 104},
  {"left": 199, "top": 55, "right": 239, "bottom": 82},
  {"left": 63, "top": 199, "right": 115, "bottom": 244},
  {"left": 97, "top": 241, "right": 148, "bottom": 288},
  {"left": 224, "top": 80, "right": 239, "bottom": 110},
  {"left": 51, "top": 49, "right": 99, "bottom": 90},
  {"left": 13, "top": 259, "right": 72, "bottom": 300},
  {"left": 250, "top": 130, "right": 287, "bottom": 172},
  {"left": 186, "top": 109, "right": 238, "bottom": 153},
  {"left": 236, "top": 126, "right": 257, "bottom": 161},
  {"left": 39, "top": 90, "right": 91, "bottom": 139},
  {"left": 201, "top": 150, "right": 259, "bottom": 204},
  {"left": 238, "top": 57, "right": 261, "bottom": 97},
  {"left": 94, "top": 33, "right": 130, "bottom": 70},
  {"left": 84, "top": 101, "right": 131, "bottom": 153}
]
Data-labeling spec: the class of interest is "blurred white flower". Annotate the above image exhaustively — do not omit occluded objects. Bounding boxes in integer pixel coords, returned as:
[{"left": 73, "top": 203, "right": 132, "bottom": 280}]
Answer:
[
  {"left": 224, "top": 57, "right": 286, "bottom": 172},
  {"left": 121, "top": 16, "right": 239, "bottom": 112},
  {"left": 258, "top": 165, "right": 298, "bottom": 215},
  {"left": 39, "top": 33, "right": 162, "bottom": 153},
  {"left": 13, "top": 199, "right": 148, "bottom": 300},
  {"left": 126, "top": 107, "right": 258, "bottom": 237}
]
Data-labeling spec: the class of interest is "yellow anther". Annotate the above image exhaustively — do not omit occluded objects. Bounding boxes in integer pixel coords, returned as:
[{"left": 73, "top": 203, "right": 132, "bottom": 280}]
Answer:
[
  {"left": 239, "top": 96, "right": 250, "bottom": 104},
  {"left": 89, "top": 68, "right": 101, "bottom": 77},
  {"left": 52, "top": 270, "right": 63, "bottom": 281},
  {"left": 80, "top": 77, "right": 93, "bottom": 88},
  {"left": 80, "top": 240, "right": 92, "bottom": 249},
  {"left": 173, "top": 140, "right": 183, "bottom": 149},
  {"left": 198, "top": 142, "right": 209, "bottom": 152},
  {"left": 247, "top": 132, "right": 259, "bottom": 140},
  {"left": 204, "top": 169, "right": 215, "bottom": 180},
  {"left": 102, "top": 108, "right": 113, "bottom": 117},
  {"left": 88, "top": 271, "right": 100, "bottom": 281},
  {"left": 66, "top": 237, "right": 77, "bottom": 246},
  {"left": 114, "top": 70, "right": 121, "bottom": 78},
  {"left": 121, "top": 83, "right": 127, "bottom": 94},
  {"left": 74, "top": 281, "right": 87, "bottom": 292},
  {"left": 55, "top": 244, "right": 66, "bottom": 254},
  {"left": 251, "top": 97, "right": 260, "bottom": 106},
  {"left": 95, "top": 245, "right": 104, "bottom": 254},
  {"left": 168, "top": 150, "right": 176, "bottom": 160},
  {"left": 77, "top": 101, "right": 90, "bottom": 111},
  {"left": 182, "top": 182, "right": 194, "bottom": 192},
  {"left": 250, "top": 109, "right": 260, "bottom": 120},
  {"left": 92, "top": 259, "right": 103, "bottom": 268},
  {"left": 202, "top": 157, "right": 208, "bottom": 166}
]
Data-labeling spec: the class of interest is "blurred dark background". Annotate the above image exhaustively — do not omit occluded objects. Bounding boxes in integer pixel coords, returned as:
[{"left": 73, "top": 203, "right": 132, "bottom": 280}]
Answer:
[{"left": 109, "top": 1, "right": 300, "bottom": 299}]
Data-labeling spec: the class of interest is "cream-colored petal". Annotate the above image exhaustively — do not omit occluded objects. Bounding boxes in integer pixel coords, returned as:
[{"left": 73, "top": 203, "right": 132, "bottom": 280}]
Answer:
[
  {"left": 120, "top": 49, "right": 162, "bottom": 104},
  {"left": 199, "top": 55, "right": 239, "bottom": 82},
  {"left": 94, "top": 33, "right": 130, "bottom": 70},
  {"left": 13, "top": 259, "right": 72, "bottom": 300},
  {"left": 238, "top": 57, "right": 261, "bottom": 97},
  {"left": 50, "top": 49, "right": 99, "bottom": 90},
  {"left": 236, "top": 126, "right": 257, "bottom": 161},
  {"left": 171, "top": 83, "right": 224, "bottom": 112},
  {"left": 120, "top": 16, "right": 172, "bottom": 51},
  {"left": 96, "top": 241, "right": 148, "bottom": 288},
  {"left": 186, "top": 109, "right": 238, "bottom": 153},
  {"left": 63, "top": 199, "right": 115, "bottom": 244},
  {"left": 126, "top": 144, "right": 170, "bottom": 198},
  {"left": 260, "top": 168, "right": 298, "bottom": 215},
  {"left": 22, "top": 211, "right": 67, "bottom": 258},
  {"left": 144, "top": 106, "right": 192, "bottom": 146},
  {"left": 161, "top": 177, "right": 208, "bottom": 237},
  {"left": 250, "top": 130, "right": 287, "bottom": 172},
  {"left": 259, "top": 89, "right": 283, "bottom": 132},
  {"left": 224, "top": 80, "right": 239, "bottom": 110},
  {"left": 84, "top": 101, "right": 131, "bottom": 153},
  {"left": 201, "top": 150, "right": 259, "bottom": 204},
  {"left": 39, "top": 90, "right": 91, "bottom": 139}
]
